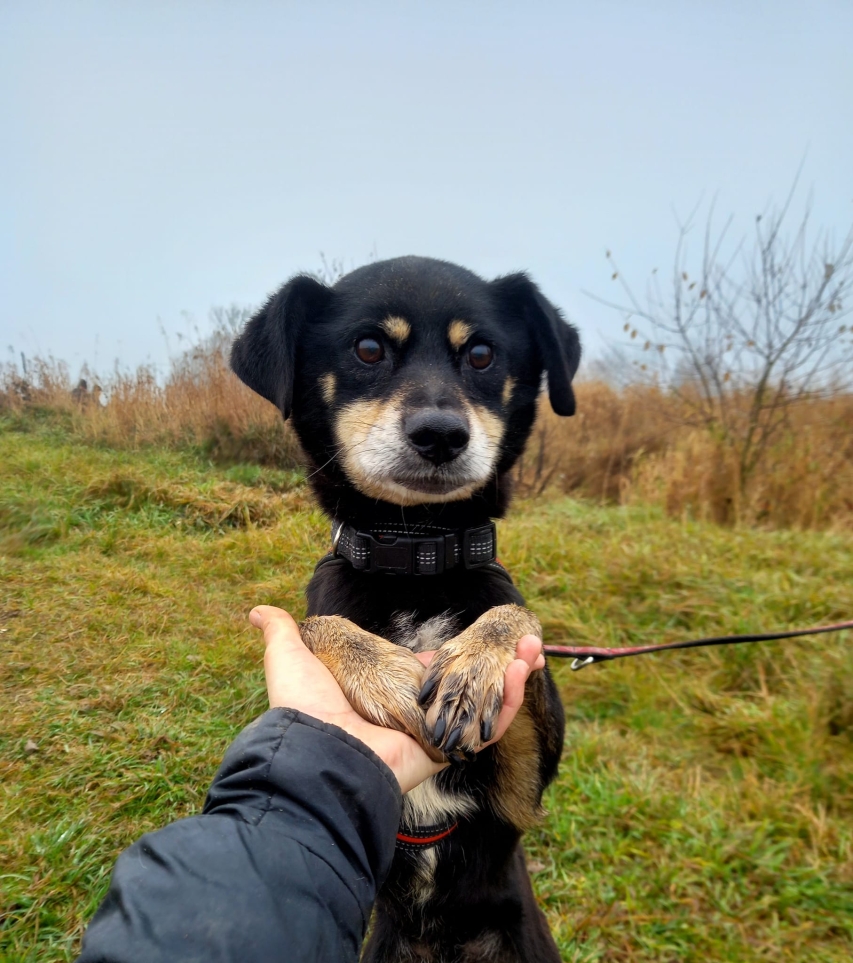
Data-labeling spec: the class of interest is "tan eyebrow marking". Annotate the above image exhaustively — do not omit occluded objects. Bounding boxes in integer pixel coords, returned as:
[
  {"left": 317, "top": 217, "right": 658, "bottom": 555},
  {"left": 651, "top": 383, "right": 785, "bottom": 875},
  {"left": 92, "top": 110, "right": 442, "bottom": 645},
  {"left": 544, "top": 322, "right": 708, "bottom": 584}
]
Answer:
[
  {"left": 448, "top": 320, "right": 473, "bottom": 350},
  {"left": 320, "top": 372, "right": 336, "bottom": 404},
  {"left": 501, "top": 377, "right": 516, "bottom": 406},
  {"left": 380, "top": 316, "right": 411, "bottom": 343}
]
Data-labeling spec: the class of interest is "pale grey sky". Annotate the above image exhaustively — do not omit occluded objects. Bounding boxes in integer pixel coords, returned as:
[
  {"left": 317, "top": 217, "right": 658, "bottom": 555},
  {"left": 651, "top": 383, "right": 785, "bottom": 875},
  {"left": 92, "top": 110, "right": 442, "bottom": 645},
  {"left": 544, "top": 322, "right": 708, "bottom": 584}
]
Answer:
[{"left": 2, "top": 1, "right": 851, "bottom": 378}]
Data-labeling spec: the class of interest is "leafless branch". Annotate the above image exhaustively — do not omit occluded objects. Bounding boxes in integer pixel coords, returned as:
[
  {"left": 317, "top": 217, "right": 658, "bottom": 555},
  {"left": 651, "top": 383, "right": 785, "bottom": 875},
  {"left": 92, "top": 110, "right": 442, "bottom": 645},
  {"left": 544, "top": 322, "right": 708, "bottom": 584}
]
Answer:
[{"left": 595, "top": 181, "right": 853, "bottom": 512}]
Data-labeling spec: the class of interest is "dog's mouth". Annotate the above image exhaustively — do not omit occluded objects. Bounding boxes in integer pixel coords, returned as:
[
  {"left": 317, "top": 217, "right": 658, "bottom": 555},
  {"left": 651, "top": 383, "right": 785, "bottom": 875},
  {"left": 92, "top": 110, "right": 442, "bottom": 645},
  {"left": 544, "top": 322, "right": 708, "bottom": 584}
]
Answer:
[{"left": 389, "top": 472, "right": 471, "bottom": 495}]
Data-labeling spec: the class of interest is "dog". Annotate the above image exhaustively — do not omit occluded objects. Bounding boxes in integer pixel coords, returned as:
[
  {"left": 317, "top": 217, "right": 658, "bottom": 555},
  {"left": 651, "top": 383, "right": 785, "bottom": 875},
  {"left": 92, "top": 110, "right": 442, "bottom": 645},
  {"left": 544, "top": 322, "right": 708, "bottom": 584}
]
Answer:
[{"left": 231, "top": 256, "right": 581, "bottom": 962}]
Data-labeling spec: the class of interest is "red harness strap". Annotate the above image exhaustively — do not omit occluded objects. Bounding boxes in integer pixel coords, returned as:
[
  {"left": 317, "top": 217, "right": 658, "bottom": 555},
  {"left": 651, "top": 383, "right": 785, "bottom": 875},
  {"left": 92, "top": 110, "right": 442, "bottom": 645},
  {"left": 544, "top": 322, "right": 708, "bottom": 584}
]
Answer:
[{"left": 395, "top": 822, "right": 458, "bottom": 850}]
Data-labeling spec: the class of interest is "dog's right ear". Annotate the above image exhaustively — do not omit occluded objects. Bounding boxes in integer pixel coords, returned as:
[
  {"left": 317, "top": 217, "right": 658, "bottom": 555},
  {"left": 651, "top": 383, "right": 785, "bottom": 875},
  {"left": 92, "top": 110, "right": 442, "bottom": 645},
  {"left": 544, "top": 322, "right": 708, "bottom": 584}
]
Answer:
[{"left": 230, "top": 275, "right": 332, "bottom": 419}]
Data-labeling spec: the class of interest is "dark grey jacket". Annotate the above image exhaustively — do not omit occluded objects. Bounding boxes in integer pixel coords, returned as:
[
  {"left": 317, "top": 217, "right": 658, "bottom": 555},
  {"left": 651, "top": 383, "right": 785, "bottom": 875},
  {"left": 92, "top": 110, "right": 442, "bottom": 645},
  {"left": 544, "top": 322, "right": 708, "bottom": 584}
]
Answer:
[{"left": 76, "top": 708, "right": 402, "bottom": 962}]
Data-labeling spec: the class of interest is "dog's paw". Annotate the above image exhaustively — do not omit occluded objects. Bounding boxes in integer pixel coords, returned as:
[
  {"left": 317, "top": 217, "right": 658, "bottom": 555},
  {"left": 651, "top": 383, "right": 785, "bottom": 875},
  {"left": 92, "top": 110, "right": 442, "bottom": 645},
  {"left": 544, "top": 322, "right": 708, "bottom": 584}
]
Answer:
[
  {"left": 299, "top": 616, "right": 445, "bottom": 762},
  {"left": 417, "top": 605, "right": 542, "bottom": 761}
]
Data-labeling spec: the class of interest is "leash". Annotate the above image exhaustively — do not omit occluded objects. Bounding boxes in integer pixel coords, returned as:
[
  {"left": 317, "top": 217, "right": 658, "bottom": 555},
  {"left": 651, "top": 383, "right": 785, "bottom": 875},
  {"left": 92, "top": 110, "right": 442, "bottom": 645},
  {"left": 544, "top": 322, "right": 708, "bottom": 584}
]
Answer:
[{"left": 544, "top": 620, "right": 853, "bottom": 671}]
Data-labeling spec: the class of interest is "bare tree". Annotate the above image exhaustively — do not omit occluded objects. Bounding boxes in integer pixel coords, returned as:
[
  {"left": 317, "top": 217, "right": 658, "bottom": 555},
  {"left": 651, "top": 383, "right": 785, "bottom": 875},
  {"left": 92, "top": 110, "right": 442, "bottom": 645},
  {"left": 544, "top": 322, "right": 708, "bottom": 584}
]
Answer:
[{"left": 594, "top": 184, "right": 853, "bottom": 506}]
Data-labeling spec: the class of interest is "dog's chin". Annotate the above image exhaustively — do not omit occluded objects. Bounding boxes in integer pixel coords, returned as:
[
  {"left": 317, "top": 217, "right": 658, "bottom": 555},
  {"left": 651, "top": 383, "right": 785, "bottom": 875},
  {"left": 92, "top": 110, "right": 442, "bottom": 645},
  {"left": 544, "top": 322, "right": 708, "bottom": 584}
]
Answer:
[
  {"left": 394, "top": 475, "right": 470, "bottom": 495},
  {"left": 350, "top": 470, "right": 489, "bottom": 507}
]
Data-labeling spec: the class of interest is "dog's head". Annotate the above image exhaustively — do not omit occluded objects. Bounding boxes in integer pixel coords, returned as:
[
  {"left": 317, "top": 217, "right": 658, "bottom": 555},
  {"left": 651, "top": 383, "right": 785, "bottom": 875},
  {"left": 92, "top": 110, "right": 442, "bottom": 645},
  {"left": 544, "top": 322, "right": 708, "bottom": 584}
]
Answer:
[{"left": 231, "top": 256, "right": 580, "bottom": 514}]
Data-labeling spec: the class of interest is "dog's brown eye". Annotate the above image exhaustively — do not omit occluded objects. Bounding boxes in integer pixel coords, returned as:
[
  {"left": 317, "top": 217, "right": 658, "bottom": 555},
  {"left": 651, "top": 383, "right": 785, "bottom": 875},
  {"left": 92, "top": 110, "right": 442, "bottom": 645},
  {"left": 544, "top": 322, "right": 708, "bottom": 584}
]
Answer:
[
  {"left": 468, "top": 343, "right": 493, "bottom": 370},
  {"left": 355, "top": 337, "right": 384, "bottom": 364}
]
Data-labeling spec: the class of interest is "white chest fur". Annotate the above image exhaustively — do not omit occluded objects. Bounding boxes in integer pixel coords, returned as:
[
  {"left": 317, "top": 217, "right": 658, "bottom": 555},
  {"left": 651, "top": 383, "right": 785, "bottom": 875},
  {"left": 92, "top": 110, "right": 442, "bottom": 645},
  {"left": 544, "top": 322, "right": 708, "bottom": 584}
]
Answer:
[{"left": 402, "top": 773, "right": 476, "bottom": 828}]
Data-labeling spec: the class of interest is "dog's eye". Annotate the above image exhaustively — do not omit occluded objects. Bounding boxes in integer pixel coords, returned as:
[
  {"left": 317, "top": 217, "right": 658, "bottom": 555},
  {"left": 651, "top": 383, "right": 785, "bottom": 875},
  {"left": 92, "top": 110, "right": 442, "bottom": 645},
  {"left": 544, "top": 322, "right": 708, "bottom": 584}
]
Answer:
[
  {"left": 355, "top": 337, "right": 384, "bottom": 364},
  {"left": 467, "top": 343, "right": 493, "bottom": 370}
]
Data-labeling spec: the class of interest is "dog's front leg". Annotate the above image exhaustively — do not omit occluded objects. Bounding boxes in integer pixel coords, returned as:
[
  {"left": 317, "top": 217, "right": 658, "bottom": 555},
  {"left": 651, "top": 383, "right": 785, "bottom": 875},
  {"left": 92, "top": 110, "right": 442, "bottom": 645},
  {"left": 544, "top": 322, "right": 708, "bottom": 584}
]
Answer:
[{"left": 299, "top": 616, "right": 445, "bottom": 762}]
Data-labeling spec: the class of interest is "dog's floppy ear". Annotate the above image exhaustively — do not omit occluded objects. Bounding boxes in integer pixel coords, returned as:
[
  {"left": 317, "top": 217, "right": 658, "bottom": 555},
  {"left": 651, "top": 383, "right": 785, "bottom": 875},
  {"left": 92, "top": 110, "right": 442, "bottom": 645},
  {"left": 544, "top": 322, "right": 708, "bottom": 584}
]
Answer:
[
  {"left": 230, "top": 275, "right": 332, "bottom": 419},
  {"left": 491, "top": 273, "right": 582, "bottom": 416}
]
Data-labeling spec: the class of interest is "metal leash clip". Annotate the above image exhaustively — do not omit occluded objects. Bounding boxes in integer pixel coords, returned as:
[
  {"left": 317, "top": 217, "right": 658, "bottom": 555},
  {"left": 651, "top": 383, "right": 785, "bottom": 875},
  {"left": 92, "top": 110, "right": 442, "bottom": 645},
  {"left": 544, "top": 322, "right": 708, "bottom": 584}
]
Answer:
[{"left": 570, "top": 655, "right": 596, "bottom": 672}]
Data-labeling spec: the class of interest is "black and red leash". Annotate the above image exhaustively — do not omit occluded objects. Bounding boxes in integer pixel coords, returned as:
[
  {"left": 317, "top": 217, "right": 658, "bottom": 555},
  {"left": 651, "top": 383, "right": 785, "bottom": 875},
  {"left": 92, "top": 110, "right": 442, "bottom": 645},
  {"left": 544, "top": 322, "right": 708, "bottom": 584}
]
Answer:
[{"left": 543, "top": 619, "right": 853, "bottom": 671}]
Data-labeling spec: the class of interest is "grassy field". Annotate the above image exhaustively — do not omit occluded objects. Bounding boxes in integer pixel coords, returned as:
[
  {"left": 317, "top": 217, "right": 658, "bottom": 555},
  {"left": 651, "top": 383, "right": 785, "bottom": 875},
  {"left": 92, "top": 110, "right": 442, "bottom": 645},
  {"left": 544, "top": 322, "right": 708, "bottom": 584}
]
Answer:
[{"left": 2, "top": 414, "right": 853, "bottom": 962}]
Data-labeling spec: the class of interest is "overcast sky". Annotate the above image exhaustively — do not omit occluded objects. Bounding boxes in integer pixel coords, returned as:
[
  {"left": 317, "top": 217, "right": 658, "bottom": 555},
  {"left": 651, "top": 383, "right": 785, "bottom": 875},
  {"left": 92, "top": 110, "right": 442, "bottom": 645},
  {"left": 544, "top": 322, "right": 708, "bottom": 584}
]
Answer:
[{"left": 2, "top": 1, "right": 851, "bottom": 379}]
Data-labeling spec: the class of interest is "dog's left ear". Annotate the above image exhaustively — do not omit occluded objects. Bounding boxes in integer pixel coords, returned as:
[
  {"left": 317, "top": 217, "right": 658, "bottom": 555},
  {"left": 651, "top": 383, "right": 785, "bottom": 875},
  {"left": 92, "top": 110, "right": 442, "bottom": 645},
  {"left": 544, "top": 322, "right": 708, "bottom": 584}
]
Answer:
[
  {"left": 230, "top": 275, "right": 332, "bottom": 419},
  {"left": 491, "top": 273, "right": 582, "bottom": 416}
]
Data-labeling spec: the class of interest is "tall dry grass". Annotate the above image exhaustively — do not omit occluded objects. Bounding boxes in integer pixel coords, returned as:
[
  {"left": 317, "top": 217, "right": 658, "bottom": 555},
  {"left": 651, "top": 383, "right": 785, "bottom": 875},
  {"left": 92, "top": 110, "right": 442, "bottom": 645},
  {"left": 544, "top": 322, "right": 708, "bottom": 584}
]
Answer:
[
  {"left": 3, "top": 334, "right": 852, "bottom": 530},
  {"left": 0, "top": 330, "right": 301, "bottom": 468},
  {"left": 514, "top": 382, "right": 853, "bottom": 530}
]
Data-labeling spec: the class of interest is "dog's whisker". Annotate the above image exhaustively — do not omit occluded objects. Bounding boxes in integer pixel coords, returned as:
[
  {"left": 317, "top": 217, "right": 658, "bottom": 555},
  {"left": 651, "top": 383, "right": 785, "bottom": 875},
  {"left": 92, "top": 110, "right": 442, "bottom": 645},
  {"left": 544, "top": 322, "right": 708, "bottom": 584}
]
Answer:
[{"left": 306, "top": 448, "right": 346, "bottom": 481}]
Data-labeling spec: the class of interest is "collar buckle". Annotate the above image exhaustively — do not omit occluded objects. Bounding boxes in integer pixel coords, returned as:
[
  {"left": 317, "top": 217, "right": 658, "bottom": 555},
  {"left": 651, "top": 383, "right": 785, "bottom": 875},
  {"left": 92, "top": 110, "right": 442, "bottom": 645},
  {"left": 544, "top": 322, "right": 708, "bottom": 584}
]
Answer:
[{"left": 368, "top": 532, "right": 445, "bottom": 575}]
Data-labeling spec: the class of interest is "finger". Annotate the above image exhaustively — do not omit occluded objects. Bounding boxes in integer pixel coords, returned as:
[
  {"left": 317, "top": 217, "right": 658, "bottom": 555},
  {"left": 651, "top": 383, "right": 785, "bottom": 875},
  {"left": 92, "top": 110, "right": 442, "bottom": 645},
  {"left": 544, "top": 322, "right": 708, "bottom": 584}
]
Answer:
[
  {"left": 502, "top": 658, "right": 531, "bottom": 713},
  {"left": 414, "top": 649, "right": 437, "bottom": 668},
  {"left": 250, "top": 607, "right": 307, "bottom": 657},
  {"left": 515, "top": 634, "right": 543, "bottom": 668},
  {"left": 250, "top": 605, "right": 298, "bottom": 633},
  {"left": 260, "top": 617, "right": 347, "bottom": 714}
]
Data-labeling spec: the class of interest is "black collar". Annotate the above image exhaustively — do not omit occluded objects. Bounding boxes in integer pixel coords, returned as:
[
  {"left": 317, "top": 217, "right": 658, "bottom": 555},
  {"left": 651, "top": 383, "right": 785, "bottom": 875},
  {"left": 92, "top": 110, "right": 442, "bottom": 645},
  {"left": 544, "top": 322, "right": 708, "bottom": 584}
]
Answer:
[{"left": 328, "top": 519, "right": 497, "bottom": 575}]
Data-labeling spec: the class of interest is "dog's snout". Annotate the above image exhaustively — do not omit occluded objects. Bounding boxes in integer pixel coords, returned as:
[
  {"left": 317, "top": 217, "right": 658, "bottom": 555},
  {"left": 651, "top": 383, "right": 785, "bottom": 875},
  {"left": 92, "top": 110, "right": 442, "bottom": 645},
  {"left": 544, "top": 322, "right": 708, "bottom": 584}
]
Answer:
[{"left": 404, "top": 409, "right": 470, "bottom": 465}]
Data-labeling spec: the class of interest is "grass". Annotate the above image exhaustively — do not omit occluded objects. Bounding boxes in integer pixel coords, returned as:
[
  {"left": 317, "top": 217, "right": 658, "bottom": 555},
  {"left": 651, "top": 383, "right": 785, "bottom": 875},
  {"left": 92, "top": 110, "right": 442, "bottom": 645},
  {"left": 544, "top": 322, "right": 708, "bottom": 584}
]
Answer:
[{"left": 2, "top": 415, "right": 853, "bottom": 961}]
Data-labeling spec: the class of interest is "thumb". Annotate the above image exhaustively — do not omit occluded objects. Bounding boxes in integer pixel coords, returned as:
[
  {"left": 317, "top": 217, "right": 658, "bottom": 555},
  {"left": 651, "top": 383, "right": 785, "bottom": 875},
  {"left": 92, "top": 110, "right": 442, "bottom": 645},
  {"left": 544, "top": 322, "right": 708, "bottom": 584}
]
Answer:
[{"left": 249, "top": 606, "right": 302, "bottom": 646}]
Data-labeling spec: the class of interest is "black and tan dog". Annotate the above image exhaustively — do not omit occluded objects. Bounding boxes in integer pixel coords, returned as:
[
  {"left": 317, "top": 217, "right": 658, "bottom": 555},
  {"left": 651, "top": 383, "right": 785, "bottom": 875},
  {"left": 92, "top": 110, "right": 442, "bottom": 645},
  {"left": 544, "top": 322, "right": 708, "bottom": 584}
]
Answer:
[{"left": 231, "top": 256, "right": 581, "bottom": 962}]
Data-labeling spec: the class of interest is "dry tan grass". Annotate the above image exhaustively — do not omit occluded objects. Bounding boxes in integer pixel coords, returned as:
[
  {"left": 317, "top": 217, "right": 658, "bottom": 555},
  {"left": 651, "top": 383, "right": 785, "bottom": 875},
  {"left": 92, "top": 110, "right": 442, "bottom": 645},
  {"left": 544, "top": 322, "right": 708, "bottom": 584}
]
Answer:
[
  {"left": 514, "top": 382, "right": 674, "bottom": 503},
  {"left": 1, "top": 334, "right": 301, "bottom": 468},
  {"left": 515, "top": 383, "right": 853, "bottom": 530}
]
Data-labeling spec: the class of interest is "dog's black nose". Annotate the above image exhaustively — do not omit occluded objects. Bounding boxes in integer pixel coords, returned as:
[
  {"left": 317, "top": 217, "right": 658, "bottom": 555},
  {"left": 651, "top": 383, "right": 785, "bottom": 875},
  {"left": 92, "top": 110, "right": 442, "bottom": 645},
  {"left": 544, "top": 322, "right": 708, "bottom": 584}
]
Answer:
[{"left": 404, "top": 409, "right": 470, "bottom": 465}]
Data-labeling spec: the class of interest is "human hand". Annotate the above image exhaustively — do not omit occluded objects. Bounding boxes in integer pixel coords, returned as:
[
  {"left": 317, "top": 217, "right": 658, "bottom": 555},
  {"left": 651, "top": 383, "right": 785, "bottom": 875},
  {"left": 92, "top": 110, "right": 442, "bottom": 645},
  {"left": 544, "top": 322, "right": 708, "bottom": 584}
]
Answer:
[{"left": 249, "top": 606, "right": 545, "bottom": 793}]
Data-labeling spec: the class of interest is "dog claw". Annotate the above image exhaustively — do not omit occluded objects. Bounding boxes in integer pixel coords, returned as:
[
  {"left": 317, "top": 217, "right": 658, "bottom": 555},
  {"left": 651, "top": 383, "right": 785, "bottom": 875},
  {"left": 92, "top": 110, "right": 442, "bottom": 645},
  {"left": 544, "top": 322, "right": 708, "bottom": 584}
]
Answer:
[
  {"left": 444, "top": 726, "right": 463, "bottom": 753},
  {"left": 432, "top": 716, "right": 447, "bottom": 745},
  {"left": 418, "top": 676, "right": 438, "bottom": 707},
  {"left": 480, "top": 718, "right": 493, "bottom": 743}
]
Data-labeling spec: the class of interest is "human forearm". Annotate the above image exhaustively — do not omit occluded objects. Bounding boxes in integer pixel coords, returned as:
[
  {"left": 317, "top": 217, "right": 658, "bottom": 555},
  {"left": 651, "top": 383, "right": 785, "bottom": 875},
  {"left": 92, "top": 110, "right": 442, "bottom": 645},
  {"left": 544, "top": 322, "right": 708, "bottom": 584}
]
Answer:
[{"left": 77, "top": 709, "right": 401, "bottom": 963}]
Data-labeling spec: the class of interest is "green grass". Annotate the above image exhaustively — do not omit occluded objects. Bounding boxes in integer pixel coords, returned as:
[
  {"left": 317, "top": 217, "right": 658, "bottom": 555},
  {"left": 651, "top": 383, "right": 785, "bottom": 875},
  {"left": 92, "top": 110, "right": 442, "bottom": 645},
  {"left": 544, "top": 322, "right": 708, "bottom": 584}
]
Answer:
[{"left": 2, "top": 416, "right": 852, "bottom": 962}]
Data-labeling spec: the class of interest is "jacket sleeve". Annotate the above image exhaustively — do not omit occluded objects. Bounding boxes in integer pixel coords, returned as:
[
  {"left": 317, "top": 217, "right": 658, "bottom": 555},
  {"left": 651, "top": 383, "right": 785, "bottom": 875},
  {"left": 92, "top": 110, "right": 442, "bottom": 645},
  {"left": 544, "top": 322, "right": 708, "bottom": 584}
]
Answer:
[{"left": 76, "top": 708, "right": 403, "bottom": 963}]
